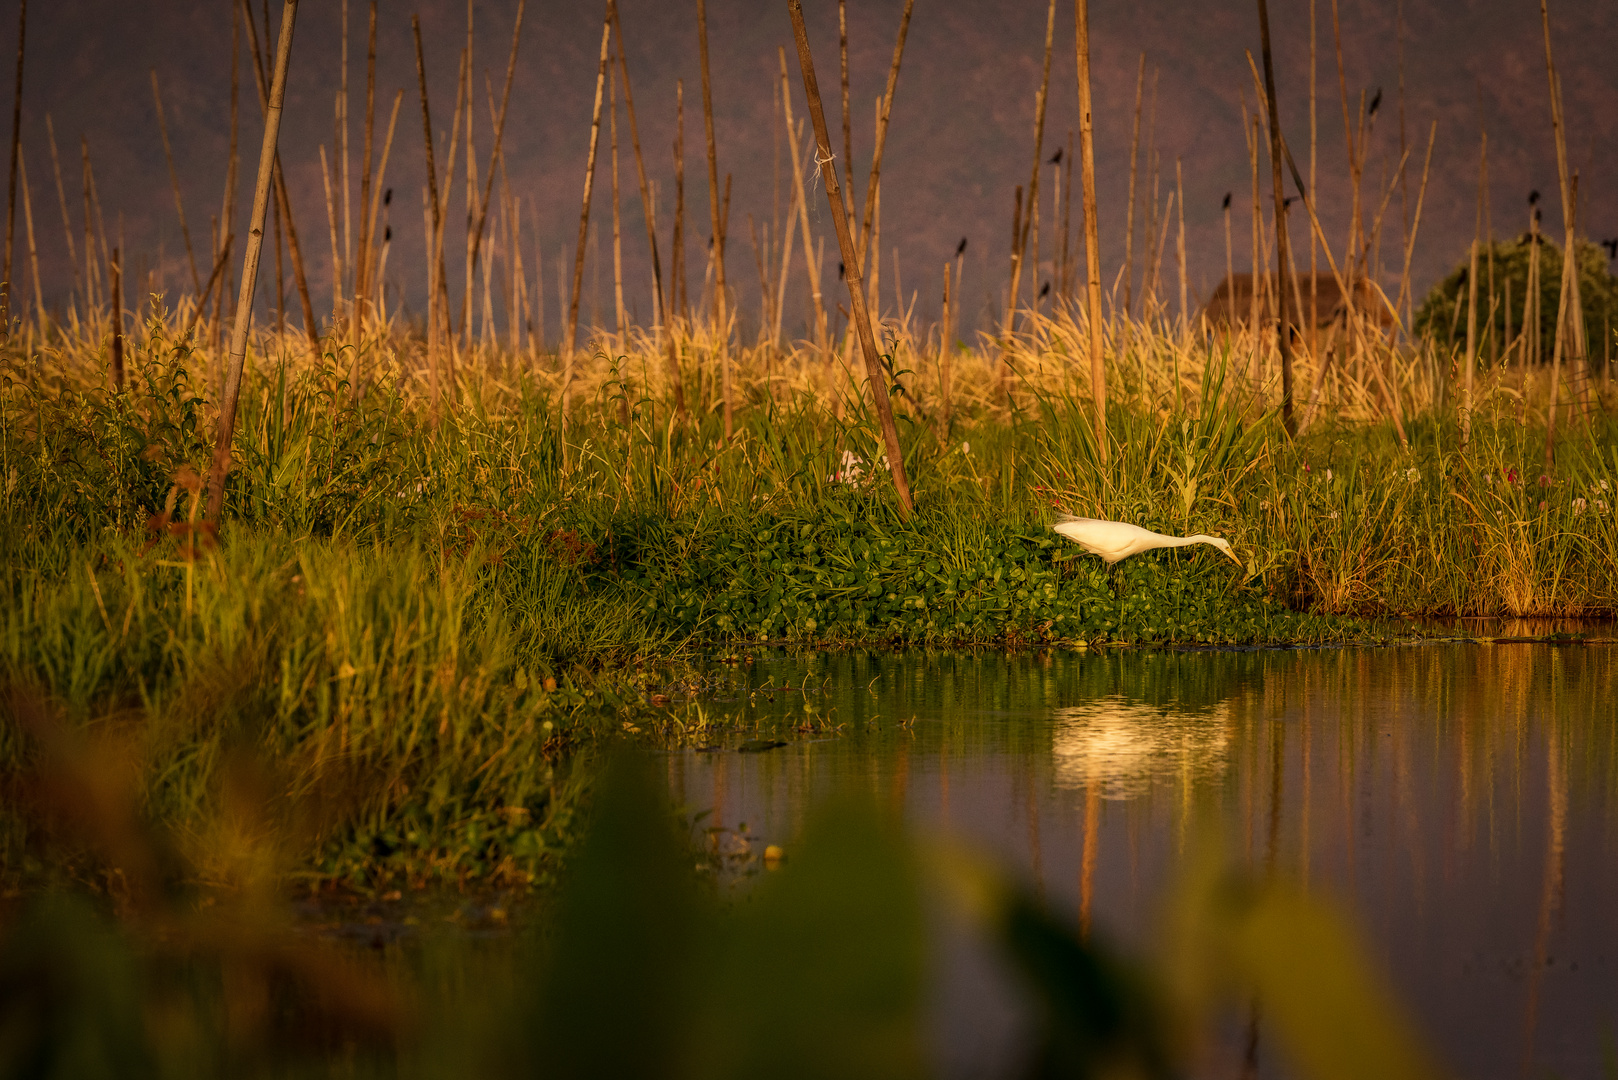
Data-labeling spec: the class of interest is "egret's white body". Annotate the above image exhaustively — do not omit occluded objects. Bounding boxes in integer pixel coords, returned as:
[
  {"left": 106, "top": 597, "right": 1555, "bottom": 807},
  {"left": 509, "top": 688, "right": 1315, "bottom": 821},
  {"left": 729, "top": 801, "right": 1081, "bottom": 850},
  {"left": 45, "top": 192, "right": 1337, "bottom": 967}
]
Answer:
[{"left": 1051, "top": 514, "right": 1241, "bottom": 566}]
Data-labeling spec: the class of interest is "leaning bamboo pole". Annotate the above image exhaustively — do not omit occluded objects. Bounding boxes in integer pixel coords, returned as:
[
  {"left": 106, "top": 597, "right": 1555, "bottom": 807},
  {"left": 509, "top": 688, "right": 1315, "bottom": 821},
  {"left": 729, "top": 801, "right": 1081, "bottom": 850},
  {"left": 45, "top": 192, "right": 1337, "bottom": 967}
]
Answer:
[
  {"left": 610, "top": 2, "right": 684, "bottom": 416},
  {"left": 463, "top": 0, "right": 525, "bottom": 344},
  {"left": 150, "top": 71, "right": 203, "bottom": 298},
  {"left": 1, "top": 0, "right": 23, "bottom": 335},
  {"left": 411, "top": 15, "right": 444, "bottom": 402},
  {"left": 1255, "top": 0, "right": 1297, "bottom": 435},
  {"left": 1538, "top": 0, "right": 1586, "bottom": 423},
  {"left": 1122, "top": 53, "right": 1144, "bottom": 320},
  {"left": 853, "top": 0, "right": 915, "bottom": 282},
  {"left": 1004, "top": 0, "right": 1056, "bottom": 401},
  {"left": 1462, "top": 131, "right": 1484, "bottom": 447},
  {"left": 1273, "top": 116, "right": 1408, "bottom": 447},
  {"left": 206, "top": 0, "right": 299, "bottom": 522},
  {"left": 19, "top": 149, "right": 41, "bottom": 338},
  {"left": 1075, "top": 0, "right": 1106, "bottom": 461},
  {"left": 45, "top": 116, "right": 78, "bottom": 303},
  {"left": 109, "top": 247, "right": 122, "bottom": 390},
  {"left": 838, "top": 0, "right": 854, "bottom": 224},
  {"left": 564, "top": 5, "right": 613, "bottom": 422},
  {"left": 1544, "top": 175, "right": 1576, "bottom": 466},
  {"left": 697, "top": 0, "right": 732, "bottom": 439},
  {"left": 609, "top": 61, "right": 626, "bottom": 347},
  {"left": 771, "top": 115, "right": 802, "bottom": 350},
  {"left": 354, "top": 0, "right": 376, "bottom": 325},
  {"left": 239, "top": 0, "right": 319, "bottom": 354},
  {"left": 780, "top": 49, "right": 827, "bottom": 358},
  {"left": 788, "top": 0, "right": 913, "bottom": 518}
]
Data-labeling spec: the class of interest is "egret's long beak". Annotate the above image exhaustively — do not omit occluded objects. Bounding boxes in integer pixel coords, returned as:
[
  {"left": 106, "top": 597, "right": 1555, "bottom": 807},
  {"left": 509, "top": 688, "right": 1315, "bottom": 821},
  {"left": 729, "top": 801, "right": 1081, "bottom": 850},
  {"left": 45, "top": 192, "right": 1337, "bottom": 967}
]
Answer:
[{"left": 1223, "top": 547, "right": 1243, "bottom": 566}]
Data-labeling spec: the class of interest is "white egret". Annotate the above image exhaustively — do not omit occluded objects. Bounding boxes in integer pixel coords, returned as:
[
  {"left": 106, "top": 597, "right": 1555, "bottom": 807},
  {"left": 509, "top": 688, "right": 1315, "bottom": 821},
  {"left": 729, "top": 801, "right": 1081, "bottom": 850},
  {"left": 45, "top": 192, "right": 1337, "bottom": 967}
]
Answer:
[{"left": 1051, "top": 514, "right": 1242, "bottom": 566}]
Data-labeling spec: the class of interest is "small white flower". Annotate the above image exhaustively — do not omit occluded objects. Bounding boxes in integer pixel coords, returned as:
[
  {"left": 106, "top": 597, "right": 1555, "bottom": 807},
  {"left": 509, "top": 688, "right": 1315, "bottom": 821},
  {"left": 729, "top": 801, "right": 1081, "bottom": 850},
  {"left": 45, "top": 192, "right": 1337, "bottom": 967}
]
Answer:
[
  {"left": 1600, "top": 479, "right": 1610, "bottom": 492},
  {"left": 1573, "top": 497, "right": 1587, "bottom": 514},
  {"left": 1406, "top": 468, "right": 1420, "bottom": 484},
  {"left": 1597, "top": 500, "right": 1610, "bottom": 512},
  {"left": 960, "top": 442, "right": 971, "bottom": 455},
  {"left": 829, "top": 450, "right": 867, "bottom": 485},
  {"left": 1324, "top": 468, "right": 1333, "bottom": 482},
  {"left": 1328, "top": 511, "right": 1340, "bottom": 519}
]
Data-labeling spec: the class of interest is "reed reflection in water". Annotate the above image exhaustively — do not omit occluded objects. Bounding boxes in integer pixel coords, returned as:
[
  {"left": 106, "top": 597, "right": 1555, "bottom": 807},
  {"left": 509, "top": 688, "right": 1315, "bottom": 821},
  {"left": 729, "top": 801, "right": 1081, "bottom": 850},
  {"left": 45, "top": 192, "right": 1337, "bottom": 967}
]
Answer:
[{"left": 670, "top": 644, "right": 1618, "bottom": 1080}]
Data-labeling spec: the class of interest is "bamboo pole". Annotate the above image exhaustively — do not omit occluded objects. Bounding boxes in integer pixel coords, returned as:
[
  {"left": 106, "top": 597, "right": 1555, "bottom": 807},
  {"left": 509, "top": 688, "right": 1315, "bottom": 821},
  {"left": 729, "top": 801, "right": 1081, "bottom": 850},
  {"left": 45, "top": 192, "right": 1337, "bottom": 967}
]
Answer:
[
  {"left": 1544, "top": 175, "right": 1576, "bottom": 466},
  {"left": 697, "top": 0, "right": 731, "bottom": 439},
  {"left": 320, "top": 143, "right": 343, "bottom": 321},
  {"left": 1, "top": 0, "right": 23, "bottom": 334},
  {"left": 150, "top": 72, "right": 203, "bottom": 299},
  {"left": 788, "top": 0, "right": 913, "bottom": 517},
  {"left": 1462, "top": 131, "right": 1484, "bottom": 447},
  {"left": 1255, "top": 0, "right": 1296, "bottom": 434},
  {"left": 44, "top": 115, "right": 77, "bottom": 302},
  {"left": 240, "top": 0, "right": 318, "bottom": 354},
  {"left": 19, "top": 149, "right": 40, "bottom": 338},
  {"left": 1245, "top": 107, "right": 1262, "bottom": 380},
  {"left": 109, "top": 248, "right": 122, "bottom": 389},
  {"left": 363, "top": 91, "right": 400, "bottom": 321},
  {"left": 838, "top": 0, "right": 854, "bottom": 223},
  {"left": 1391, "top": 121, "right": 1436, "bottom": 327},
  {"left": 211, "top": 4, "right": 239, "bottom": 369},
  {"left": 610, "top": 2, "right": 682, "bottom": 415},
  {"left": 772, "top": 118, "right": 801, "bottom": 349},
  {"left": 673, "top": 81, "right": 686, "bottom": 323},
  {"left": 411, "top": 15, "right": 444, "bottom": 402},
  {"left": 564, "top": 5, "right": 613, "bottom": 420},
  {"left": 780, "top": 50, "right": 826, "bottom": 357},
  {"left": 853, "top": 0, "right": 916, "bottom": 278},
  {"left": 206, "top": 0, "right": 299, "bottom": 522},
  {"left": 1059, "top": 135, "right": 1073, "bottom": 301},
  {"left": 1539, "top": 0, "right": 1586, "bottom": 420},
  {"left": 1274, "top": 120, "right": 1407, "bottom": 447},
  {"left": 1176, "top": 159, "right": 1188, "bottom": 333},
  {"left": 938, "top": 261, "right": 951, "bottom": 434},
  {"left": 1005, "top": 0, "right": 1056, "bottom": 382},
  {"left": 1309, "top": 0, "right": 1318, "bottom": 349},
  {"left": 609, "top": 60, "right": 626, "bottom": 346},
  {"left": 460, "top": 0, "right": 475, "bottom": 346},
  {"left": 430, "top": 46, "right": 466, "bottom": 379},
  {"left": 338, "top": 0, "right": 347, "bottom": 278},
  {"left": 79, "top": 139, "right": 97, "bottom": 321},
  {"left": 1123, "top": 53, "right": 1144, "bottom": 319},
  {"left": 354, "top": 0, "right": 375, "bottom": 322},
  {"left": 1075, "top": 0, "right": 1106, "bottom": 461}
]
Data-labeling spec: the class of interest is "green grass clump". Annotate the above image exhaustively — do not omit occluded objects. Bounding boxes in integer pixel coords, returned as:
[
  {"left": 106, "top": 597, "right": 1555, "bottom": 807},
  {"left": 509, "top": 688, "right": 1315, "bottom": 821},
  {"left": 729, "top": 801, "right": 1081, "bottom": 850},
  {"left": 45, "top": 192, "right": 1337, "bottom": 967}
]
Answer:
[
  {"left": 1, "top": 524, "right": 666, "bottom": 888},
  {"left": 3, "top": 316, "right": 1615, "bottom": 882}
]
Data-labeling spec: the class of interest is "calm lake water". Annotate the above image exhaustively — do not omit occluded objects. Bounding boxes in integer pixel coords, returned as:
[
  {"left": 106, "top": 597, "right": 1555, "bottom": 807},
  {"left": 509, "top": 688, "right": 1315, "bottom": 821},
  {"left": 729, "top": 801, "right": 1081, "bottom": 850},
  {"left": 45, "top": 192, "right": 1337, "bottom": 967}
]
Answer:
[{"left": 668, "top": 642, "right": 1618, "bottom": 1080}]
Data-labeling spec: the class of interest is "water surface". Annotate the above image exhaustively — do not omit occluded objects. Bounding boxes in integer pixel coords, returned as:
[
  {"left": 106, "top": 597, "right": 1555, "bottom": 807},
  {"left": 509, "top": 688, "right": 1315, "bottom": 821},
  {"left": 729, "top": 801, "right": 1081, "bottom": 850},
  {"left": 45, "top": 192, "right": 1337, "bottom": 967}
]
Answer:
[{"left": 669, "top": 644, "right": 1618, "bottom": 1079}]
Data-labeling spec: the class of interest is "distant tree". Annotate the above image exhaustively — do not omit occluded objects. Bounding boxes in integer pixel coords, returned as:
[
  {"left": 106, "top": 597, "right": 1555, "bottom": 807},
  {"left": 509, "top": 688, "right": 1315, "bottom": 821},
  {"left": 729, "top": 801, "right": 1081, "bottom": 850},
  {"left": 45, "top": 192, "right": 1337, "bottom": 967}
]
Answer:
[{"left": 1415, "top": 236, "right": 1618, "bottom": 371}]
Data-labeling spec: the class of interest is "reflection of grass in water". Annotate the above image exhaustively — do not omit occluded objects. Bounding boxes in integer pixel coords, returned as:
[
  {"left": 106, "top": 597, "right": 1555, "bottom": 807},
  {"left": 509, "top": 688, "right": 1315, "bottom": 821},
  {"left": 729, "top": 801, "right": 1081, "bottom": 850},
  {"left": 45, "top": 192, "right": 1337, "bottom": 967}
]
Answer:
[
  {"left": 0, "top": 747, "right": 1445, "bottom": 1080},
  {"left": 1050, "top": 697, "right": 1230, "bottom": 799}
]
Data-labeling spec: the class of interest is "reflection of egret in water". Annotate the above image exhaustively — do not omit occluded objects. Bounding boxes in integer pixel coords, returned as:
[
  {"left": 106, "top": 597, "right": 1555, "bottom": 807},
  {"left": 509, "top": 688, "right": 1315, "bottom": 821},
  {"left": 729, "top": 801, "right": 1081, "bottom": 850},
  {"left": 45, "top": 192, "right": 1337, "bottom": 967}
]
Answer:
[{"left": 1050, "top": 697, "right": 1231, "bottom": 800}]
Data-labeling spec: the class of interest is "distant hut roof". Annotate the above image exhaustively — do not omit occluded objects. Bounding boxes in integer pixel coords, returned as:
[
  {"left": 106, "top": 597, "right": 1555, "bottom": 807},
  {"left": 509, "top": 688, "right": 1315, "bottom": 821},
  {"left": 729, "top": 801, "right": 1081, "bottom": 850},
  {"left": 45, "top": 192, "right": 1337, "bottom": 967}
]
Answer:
[{"left": 1201, "top": 272, "right": 1388, "bottom": 329}]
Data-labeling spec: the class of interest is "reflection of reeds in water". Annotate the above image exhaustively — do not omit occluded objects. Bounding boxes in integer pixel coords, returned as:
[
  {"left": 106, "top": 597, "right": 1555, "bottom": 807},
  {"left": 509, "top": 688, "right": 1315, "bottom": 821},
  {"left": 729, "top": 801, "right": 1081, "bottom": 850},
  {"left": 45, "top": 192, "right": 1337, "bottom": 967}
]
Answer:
[{"left": 1050, "top": 696, "right": 1229, "bottom": 800}]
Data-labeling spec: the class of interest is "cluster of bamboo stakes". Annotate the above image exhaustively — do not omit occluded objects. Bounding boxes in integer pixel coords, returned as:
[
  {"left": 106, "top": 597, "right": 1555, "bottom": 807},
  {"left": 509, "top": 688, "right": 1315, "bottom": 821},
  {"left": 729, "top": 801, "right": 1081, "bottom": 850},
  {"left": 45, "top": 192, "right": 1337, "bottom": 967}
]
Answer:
[{"left": 0, "top": 0, "right": 1609, "bottom": 503}]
